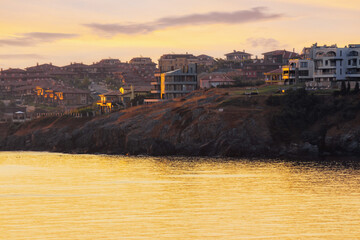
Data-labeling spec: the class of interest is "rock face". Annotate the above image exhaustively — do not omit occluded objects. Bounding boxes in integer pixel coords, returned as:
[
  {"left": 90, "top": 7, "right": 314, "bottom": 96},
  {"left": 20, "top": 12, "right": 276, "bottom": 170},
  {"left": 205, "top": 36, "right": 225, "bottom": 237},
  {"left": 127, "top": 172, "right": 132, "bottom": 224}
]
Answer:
[{"left": 1, "top": 89, "right": 360, "bottom": 158}]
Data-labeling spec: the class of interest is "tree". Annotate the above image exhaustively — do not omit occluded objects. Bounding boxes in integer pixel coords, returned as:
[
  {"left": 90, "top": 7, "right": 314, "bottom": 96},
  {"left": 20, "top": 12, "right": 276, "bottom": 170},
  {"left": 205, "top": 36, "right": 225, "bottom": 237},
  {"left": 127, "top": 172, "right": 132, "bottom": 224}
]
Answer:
[
  {"left": 79, "top": 77, "right": 90, "bottom": 89},
  {"left": 340, "top": 81, "right": 346, "bottom": 95},
  {"left": 353, "top": 82, "right": 359, "bottom": 94},
  {"left": 347, "top": 81, "right": 351, "bottom": 93}
]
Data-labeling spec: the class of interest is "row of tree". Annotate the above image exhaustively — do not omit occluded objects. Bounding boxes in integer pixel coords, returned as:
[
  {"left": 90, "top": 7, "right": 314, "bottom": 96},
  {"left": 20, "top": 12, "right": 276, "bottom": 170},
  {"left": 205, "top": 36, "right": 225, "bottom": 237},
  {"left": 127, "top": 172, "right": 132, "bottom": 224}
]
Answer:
[{"left": 340, "top": 81, "right": 359, "bottom": 95}]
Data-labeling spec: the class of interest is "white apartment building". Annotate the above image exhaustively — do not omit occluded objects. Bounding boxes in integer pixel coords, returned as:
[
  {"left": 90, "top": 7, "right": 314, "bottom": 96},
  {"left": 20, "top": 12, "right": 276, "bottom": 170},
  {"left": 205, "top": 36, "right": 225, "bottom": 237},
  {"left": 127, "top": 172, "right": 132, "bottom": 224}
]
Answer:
[{"left": 303, "top": 43, "right": 360, "bottom": 88}]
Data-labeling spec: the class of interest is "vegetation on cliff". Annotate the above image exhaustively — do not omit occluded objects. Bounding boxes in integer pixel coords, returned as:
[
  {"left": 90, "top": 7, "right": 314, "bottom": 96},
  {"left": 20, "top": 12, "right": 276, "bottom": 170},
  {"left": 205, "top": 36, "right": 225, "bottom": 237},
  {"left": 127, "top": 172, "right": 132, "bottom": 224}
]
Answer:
[{"left": 1, "top": 87, "right": 360, "bottom": 158}]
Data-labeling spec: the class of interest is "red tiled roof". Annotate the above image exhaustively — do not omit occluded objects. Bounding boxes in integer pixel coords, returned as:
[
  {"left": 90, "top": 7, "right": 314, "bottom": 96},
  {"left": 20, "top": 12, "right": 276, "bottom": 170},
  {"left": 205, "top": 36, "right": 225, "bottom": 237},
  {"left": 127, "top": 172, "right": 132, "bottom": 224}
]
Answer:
[
  {"left": 160, "top": 54, "right": 196, "bottom": 60},
  {"left": 225, "top": 51, "right": 252, "bottom": 56},
  {"left": 265, "top": 68, "right": 283, "bottom": 75},
  {"left": 1, "top": 68, "right": 26, "bottom": 74},
  {"left": 26, "top": 64, "right": 60, "bottom": 71},
  {"left": 262, "top": 50, "right": 299, "bottom": 59},
  {"left": 102, "top": 90, "right": 122, "bottom": 96},
  {"left": 62, "top": 63, "right": 89, "bottom": 68}
]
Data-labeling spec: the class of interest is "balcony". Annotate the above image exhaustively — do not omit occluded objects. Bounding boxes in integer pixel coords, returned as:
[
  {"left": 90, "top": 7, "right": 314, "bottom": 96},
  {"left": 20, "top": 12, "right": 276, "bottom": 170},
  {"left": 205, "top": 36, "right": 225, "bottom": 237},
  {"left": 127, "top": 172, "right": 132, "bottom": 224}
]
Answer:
[
  {"left": 317, "top": 64, "right": 336, "bottom": 69},
  {"left": 346, "top": 70, "right": 360, "bottom": 77},
  {"left": 346, "top": 74, "right": 360, "bottom": 78},
  {"left": 314, "top": 70, "right": 336, "bottom": 78}
]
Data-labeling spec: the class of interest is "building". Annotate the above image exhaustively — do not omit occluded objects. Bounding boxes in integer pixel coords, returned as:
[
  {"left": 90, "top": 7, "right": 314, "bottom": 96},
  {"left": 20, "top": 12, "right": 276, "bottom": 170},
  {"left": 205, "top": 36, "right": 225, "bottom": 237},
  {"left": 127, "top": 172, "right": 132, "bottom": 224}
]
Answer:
[
  {"left": 0, "top": 107, "right": 27, "bottom": 122},
  {"left": 282, "top": 59, "right": 314, "bottom": 85},
  {"left": 98, "top": 59, "right": 121, "bottom": 65},
  {"left": 199, "top": 73, "right": 235, "bottom": 89},
  {"left": 265, "top": 69, "right": 283, "bottom": 85},
  {"left": 26, "top": 63, "right": 61, "bottom": 73},
  {"left": 149, "top": 63, "right": 197, "bottom": 101},
  {"left": 0, "top": 68, "right": 27, "bottom": 81},
  {"left": 158, "top": 54, "right": 198, "bottom": 73},
  {"left": 303, "top": 43, "right": 360, "bottom": 88},
  {"left": 87, "top": 60, "right": 121, "bottom": 79},
  {"left": 225, "top": 50, "right": 252, "bottom": 62},
  {"left": 242, "top": 60, "right": 280, "bottom": 80},
  {"left": 97, "top": 90, "right": 123, "bottom": 113},
  {"left": 129, "top": 57, "right": 156, "bottom": 66},
  {"left": 263, "top": 50, "right": 299, "bottom": 65},
  {"left": 196, "top": 54, "right": 215, "bottom": 66},
  {"left": 0, "top": 81, "right": 28, "bottom": 98},
  {"left": 35, "top": 85, "right": 91, "bottom": 106},
  {"left": 61, "top": 62, "right": 90, "bottom": 79}
]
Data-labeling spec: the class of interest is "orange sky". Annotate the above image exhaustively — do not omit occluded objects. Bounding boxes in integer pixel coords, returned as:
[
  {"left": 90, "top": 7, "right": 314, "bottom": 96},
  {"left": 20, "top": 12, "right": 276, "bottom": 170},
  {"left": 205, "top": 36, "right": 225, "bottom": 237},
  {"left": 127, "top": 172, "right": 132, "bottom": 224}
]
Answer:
[{"left": 0, "top": 0, "right": 359, "bottom": 68}]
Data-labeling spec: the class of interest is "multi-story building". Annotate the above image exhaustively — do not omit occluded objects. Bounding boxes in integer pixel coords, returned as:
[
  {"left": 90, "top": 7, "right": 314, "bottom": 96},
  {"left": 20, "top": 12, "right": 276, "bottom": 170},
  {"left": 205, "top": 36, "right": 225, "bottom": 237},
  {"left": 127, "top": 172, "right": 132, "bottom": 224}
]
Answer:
[
  {"left": 303, "top": 43, "right": 360, "bottom": 88},
  {"left": 149, "top": 63, "right": 197, "bottom": 100},
  {"left": 282, "top": 59, "right": 314, "bottom": 85},
  {"left": 346, "top": 45, "right": 360, "bottom": 82},
  {"left": 158, "top": 54, "right": 198, "bottom": 73},
  {"left": 225, "top": 50, "right": 252, "bottom": 62}
]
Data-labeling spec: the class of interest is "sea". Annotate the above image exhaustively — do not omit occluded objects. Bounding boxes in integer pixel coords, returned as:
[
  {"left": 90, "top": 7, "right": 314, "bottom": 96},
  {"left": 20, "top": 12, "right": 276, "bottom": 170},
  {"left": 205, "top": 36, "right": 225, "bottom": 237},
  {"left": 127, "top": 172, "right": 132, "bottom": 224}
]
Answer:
[{"left": 0, "top": 152, "right": 359, "bottom": 239}]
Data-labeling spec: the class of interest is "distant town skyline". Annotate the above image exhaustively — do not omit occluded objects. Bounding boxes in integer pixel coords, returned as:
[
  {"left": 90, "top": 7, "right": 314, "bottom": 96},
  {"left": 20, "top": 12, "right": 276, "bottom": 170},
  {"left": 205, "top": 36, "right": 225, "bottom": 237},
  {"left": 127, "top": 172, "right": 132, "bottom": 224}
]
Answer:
[{"left": 0, "top": 0, "right": 359, "bottom": 68}]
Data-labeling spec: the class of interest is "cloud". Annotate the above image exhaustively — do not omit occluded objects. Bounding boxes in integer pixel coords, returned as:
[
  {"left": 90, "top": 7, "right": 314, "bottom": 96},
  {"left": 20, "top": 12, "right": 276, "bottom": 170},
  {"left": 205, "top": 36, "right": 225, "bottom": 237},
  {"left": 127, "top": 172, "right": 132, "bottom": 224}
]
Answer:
[
  {"left": 0, "top": 32, "right": 78, "bottom": 46},
  {"left": 246, "top": 37, "right": 283, "bottom": 49},
  {"left": 84, "top": 7, "right": 282, "bottom": 35},
  {"left": 0, "top": 54, "right": 44, "bottom": 59}
]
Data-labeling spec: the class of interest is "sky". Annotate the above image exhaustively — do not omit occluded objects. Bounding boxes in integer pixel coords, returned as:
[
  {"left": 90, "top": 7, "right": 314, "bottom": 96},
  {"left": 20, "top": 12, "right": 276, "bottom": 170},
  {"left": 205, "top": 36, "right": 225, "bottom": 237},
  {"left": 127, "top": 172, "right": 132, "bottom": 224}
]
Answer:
[{"left": 0, "top": 0, "right": 359, "bottom": 68}]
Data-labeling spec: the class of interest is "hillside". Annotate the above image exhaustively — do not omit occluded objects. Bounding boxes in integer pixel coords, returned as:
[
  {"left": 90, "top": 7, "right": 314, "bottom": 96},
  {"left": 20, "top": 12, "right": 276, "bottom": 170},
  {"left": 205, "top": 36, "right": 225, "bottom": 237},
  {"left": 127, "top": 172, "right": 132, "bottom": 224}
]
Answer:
[{"left": 1, "top": 87, "right": 360, "bottom": 158}]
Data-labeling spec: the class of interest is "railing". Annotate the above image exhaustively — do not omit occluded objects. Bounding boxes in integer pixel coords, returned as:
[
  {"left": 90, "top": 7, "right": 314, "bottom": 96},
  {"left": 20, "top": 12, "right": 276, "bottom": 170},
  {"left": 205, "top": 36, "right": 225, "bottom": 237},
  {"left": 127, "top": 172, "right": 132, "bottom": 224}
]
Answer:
[
  {"left": 314, "top": 70, "right": 336, "bottom": 76},
  {"left": 346, "top": 71, "right": 360, "bottom": 75}
]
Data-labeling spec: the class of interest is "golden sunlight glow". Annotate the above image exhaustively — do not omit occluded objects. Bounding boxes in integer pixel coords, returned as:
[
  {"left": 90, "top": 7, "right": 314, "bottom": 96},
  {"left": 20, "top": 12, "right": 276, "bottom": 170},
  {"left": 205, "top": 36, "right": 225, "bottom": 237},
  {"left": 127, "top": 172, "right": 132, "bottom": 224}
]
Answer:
[{"left": 0, "top": 0, "right": 359, "bottom": 68}]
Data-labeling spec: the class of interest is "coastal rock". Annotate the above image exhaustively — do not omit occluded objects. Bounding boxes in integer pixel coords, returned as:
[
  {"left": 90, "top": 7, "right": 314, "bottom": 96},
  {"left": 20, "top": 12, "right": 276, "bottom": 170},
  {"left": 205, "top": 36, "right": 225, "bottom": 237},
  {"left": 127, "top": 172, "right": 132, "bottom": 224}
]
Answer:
[{"left": 2, "top": 89, "right": 360, "bottom": 159}]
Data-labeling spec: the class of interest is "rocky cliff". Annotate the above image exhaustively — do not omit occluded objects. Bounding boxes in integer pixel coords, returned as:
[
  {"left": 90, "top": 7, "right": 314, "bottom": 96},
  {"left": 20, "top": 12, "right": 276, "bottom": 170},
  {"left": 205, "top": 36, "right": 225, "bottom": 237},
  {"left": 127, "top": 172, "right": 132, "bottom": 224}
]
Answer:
[{"left": 1, "top": 88, "right": 360, "bottom": 158}]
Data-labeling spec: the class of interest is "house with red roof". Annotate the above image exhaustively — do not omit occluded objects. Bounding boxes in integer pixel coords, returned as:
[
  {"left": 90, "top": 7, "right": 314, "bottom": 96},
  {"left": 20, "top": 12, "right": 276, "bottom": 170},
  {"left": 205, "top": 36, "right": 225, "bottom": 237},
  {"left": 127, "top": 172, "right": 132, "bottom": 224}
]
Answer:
[
  {"left": 225, "top": 50, "right": 252, "bottom": 62},
  {"left": 263, "top": 50, "right": 299, "bottom": 65},
  {"left": 199, "top": 73, "right": 235, "bottom": 89},
  {"left": 264, "top": 68, "right": 284, "bottom": 85}
]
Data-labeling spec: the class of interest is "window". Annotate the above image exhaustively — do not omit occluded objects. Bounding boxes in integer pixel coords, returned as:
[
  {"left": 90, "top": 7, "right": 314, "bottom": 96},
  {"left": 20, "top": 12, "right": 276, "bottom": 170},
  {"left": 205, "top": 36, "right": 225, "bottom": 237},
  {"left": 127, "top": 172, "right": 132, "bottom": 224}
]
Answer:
[
  {"left": 340, "top": 69, "right": 342, "bottom": 75},
  {"left": 340, "top": 51, "right": 342, "bottom": 57},
  {"left": 325, "top": 60, "right": 328, "bottom": 66},
  {"left": 299, "top": 70, "right": 309, "bottom": 76},
  {"left": 300, "top": 62, "right": 308, "bottom": 68}
]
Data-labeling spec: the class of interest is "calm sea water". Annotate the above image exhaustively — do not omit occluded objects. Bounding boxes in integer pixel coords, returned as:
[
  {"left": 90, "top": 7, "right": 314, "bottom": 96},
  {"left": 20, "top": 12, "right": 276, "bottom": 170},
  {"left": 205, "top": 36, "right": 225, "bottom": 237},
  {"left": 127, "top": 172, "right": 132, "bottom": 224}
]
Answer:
[{"left": 0, "top": 152, "right": 359, "bottom": 239}]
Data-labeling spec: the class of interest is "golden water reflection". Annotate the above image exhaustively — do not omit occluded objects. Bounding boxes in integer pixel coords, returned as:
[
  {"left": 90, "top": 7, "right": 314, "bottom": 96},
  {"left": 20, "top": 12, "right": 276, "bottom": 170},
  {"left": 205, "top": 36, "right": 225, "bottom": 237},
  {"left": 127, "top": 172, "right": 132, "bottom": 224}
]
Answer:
[{"left": 0, "top": 152, "right": 359, "bottom": 239}]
